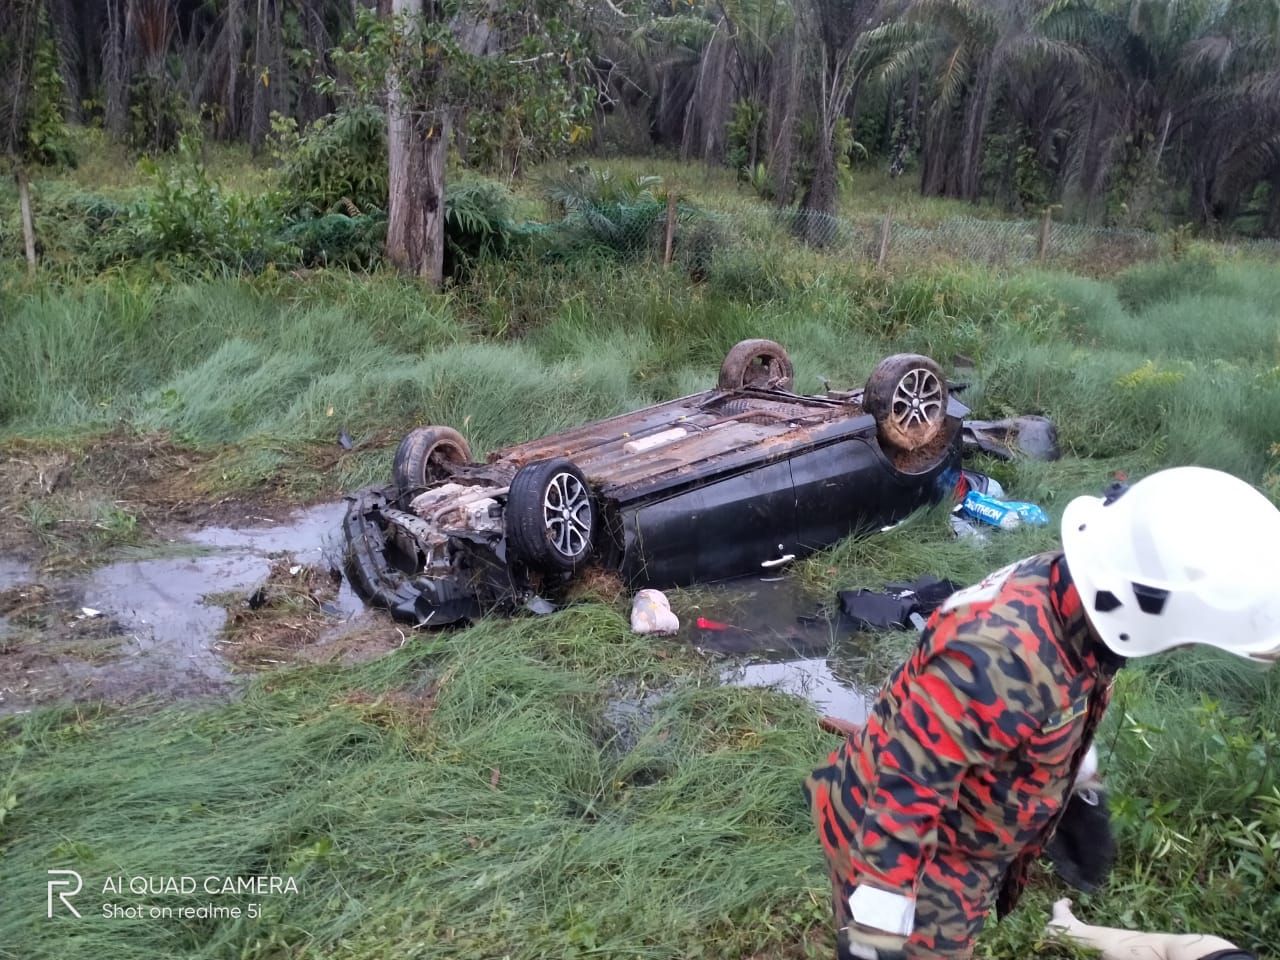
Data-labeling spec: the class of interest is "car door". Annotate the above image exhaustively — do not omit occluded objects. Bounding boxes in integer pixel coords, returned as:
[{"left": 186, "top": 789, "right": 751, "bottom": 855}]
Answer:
[
  {"left": 789, "top": 435, "right": 910, "bottom": 555},
  {"left": 619, "top": 461, "right": 798, "bottom": 587}
]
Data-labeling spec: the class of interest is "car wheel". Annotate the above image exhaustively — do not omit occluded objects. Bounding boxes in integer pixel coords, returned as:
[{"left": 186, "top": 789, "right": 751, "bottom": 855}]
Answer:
[
  {"left": 505, "top": 458, "right": 596, "bottom": 572},
  {"left": 718, "top": 339, "right": 795, "bottom": 391},
  {"left": 393, "top": 426, "right": 472, "bottom": 498},
  {"left": 865, "top": 354, "right": 948, "bottom": 453}
]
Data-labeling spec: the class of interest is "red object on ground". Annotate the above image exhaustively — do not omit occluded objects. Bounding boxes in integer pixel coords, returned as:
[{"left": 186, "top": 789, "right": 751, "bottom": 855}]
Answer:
[
  {"left": 819, "top": 715, "right": 862, "bottom": 737},
  {"left": 696, "top": 616, "right": 732, "bottom": 631}
]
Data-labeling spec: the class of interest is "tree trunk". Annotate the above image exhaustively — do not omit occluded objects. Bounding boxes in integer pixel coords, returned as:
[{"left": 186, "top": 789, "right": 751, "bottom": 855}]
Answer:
[
  {"left": 386, "top": 0, "right": 446, "bottom": 286},
  {"left": 48, "top": 0, "right": 82, "bottom": 121},
  {"left": 765, "top": 27, "right": 799, "bottom": 205},
  {"left": 221, "top": 0, "right": 245, "bottom": 138},
  {"left": 103, "top": 0, "right": 127, "bottom": 136},
  {"left": 248, "top": 0, "right": 273, "bottom": 154},
  {"left": 16, "top": 169, "right": 37, "bottom": 276},
  {"left": 800, "top": 131, "right": 837, "bottom": 244},
  {"left": 959, "top": 58, "right": 994, "bottom": 201},
  {"left": 1265, "top": 165, "right": 1280, "bottom": 237}
]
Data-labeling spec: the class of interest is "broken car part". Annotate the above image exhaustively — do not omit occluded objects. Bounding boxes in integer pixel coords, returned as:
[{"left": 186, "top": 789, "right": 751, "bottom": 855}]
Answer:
[{"left": 962, "top": 415, "right": 1061, "bottom": 462}]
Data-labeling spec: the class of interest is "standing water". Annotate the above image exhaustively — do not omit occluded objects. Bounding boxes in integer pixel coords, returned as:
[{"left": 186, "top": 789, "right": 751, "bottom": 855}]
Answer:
[
  {"left": 0, "top": 503, "right": 366, "bottom": 713},
  {"left": 676, "top": 577, "right": 880, "bottom": 726}
]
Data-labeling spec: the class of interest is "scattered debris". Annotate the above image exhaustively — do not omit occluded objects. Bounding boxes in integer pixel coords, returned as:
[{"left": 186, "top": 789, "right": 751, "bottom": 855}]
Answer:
[
  {"left": 525, "top": 596, "right": 556, "bottom": 616},
  {"left": 820, "top": 714, "right": 860, "bottom": 737},
  {"left": 959, "top": 469, "right": 1005, "bottom": 499},
  {"left": 216, "top": 560, "right": 349, "bottom": 667},
  {"left": 630, "top": 589, "right": 679, "bottom": 635},
  {"left": 963, "top": 415, "right": 1060, "bottom": 462},
  {"left": 950, "top": 515, "right": 988, "bottom": 541},
  {"left": 959, "top": 490, "right": 1050, "bottom": 529},
  {"left": 695, "top": 616, "right": 733, "bottom": 632},
  {"left": 838, "top": 576, "right": 960, "bottom": 631}
]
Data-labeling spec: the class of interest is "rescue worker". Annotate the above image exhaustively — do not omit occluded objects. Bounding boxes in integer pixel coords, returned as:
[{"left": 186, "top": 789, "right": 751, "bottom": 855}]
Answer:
[{"left": 803, "top": 466, "right": 1280, "bottom": 960}]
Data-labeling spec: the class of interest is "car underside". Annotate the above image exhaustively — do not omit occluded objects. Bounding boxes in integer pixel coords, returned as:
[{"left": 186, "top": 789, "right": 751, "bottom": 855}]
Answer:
[{"left": 344, "top": 341, "right": 969, "bottom": 626}]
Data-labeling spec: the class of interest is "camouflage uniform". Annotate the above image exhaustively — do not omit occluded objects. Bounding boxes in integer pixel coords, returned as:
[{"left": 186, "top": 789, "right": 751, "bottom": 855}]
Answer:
[{"left": 804, "top": 552, "right": 1121, "bottom": 960}]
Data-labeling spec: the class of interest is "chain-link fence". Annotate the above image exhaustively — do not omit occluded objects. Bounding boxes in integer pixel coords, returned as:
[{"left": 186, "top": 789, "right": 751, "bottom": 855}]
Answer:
[{"left": 553, "top": 197, "right": 1280, "bottom": 273}]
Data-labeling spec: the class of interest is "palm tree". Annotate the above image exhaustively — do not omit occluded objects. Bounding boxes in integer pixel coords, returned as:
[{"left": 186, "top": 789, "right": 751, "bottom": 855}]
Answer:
[
  {"left": 793, "top": 0, "right": 885, "bottom": 230},
  {"left": 904, "top": 0, "right": 1093, "bottom": 202}
]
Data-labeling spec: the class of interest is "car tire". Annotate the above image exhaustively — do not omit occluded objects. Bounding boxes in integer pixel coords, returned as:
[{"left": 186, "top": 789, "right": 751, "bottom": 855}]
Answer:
[
  {"left": 865, "top": 354, "right": 948, "bottom": 453},
  {"left": 505, "top": 458, "right": 596, "bottom": 573},
  {"left": 393, "top": 426, "right": 472, "bottom": 498},
  {"left": 718, "top": 339, "right": 795, "bottom": 391}
]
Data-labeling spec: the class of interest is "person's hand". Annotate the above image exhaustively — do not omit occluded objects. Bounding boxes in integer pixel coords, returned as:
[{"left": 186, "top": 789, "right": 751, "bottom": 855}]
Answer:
[{"left": 838, "top": 923, "right": 909, "bottom": 960}]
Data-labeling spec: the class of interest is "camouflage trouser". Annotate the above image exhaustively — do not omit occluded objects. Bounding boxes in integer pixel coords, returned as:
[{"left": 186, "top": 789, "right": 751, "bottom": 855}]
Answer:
[{"left": 807, "top": 768, "right": 1005, "bottom": 960}]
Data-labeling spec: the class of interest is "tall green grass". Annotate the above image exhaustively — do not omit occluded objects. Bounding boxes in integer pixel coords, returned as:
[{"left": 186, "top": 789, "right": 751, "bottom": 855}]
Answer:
[
  {"left": 0, "top": 609, "right": 835, "bottom": 960},
  {"left": 3, "top": 593, "right": 1276, "bottom": 958},
  {"left": 4, "top": 208, "right": 1280, "bottom": 959}
]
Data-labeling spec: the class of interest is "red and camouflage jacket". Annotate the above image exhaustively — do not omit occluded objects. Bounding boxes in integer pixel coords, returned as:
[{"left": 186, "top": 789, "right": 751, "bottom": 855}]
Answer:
[{"left": 808, "top": 551, "right": 1118, "bottom": 932}]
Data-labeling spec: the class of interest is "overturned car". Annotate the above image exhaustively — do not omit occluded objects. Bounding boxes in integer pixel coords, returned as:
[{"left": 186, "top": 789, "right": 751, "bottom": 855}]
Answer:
[{"left": 344, "top": 340, "right": 969, "bottom": 625}]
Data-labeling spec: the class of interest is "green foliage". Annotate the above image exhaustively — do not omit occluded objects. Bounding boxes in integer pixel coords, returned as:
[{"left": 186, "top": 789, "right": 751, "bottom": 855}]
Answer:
[
  {"left": 278, "top": 106, "right": 389, "bottom": 215},
  {"left": 0, "top": 610, "right": 832, "bottom": 960},
  {"left": 280, "top": 210, "right": 387, "bottom": 269},
  {"left": 23, "top": 29, "right": 75, "bottom": 168},
  {"left": 327, "top": 6, "right": 593, "bottom": 180},
  {"left": 794, "top": 115, "right": 864, "bottom": 199},
  {"left": 127, "top": 147, "right": 288, "bottom": 270},
  {"left": 544, "top": 166, "right": 666, "bottom": 257},
  {"left": 444, "top": 179, "right": 524, "bottom": 275},
  {"left": 726, "top": 99, "right": 767, "bottom": 179},
  {"left": 126, "top": 74, "right": 185, "bottom": 155},
  {"left": 743, "top": 161, "right": 774, "bottom": 200},
  {"left": 1014, "top": 144, "right": 1051, "bottom": 210}
]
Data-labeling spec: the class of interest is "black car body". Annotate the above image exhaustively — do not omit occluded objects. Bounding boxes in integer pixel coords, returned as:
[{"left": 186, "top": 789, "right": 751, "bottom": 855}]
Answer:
[{"left": 344, "top": 342, "right": 968, "bottom": 625}]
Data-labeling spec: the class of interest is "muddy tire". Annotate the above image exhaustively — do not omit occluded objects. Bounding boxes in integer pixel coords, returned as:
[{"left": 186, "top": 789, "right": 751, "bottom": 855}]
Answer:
[
  {"left": 393, "top": 426, "right": 472, "bottom": 498},
  {"left": 505, "top": 458, "right": 595, "bottom": 573},
  {"left": 865, "top": 354, "right": 948, "bottom": 453},
  {"left": 718, "top": 339, "right": 795, "bottom": 392}
]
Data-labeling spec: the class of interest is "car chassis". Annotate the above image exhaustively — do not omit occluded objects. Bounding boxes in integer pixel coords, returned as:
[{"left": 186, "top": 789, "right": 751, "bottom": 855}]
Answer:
[{"left": 344, "top": 341, "right": 969, "bottom": 626}]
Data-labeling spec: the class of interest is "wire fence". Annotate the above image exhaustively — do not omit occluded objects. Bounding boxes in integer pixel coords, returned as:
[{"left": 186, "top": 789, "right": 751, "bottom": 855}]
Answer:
[{"left": 571, "top": 198, "right": 1280, "bottom": 273}]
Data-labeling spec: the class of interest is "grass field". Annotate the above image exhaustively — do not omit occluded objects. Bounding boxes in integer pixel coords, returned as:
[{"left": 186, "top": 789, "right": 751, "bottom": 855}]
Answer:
[{"left": 2, "top": 152, "right": 1279, "bottom": 959}]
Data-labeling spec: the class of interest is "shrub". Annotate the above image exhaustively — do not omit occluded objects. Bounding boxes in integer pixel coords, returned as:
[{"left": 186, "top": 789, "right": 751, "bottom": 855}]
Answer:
[
  {"left": 279, "top": 106, "right": 388, "bottom": 215},
  {"left": 126, "top": 75, "right": 185, "bottom": 154},
  {"left": 445, "top": 179, "right": 525, "bottom": 275},
  {"left": 544, "top": 167, "right": 665, "bottom": 258},
  {"left": 125, "top": 151, "right": 289, "bottom": 270},
  {"left": 282, "top": 210, "right": 387, "bottom": 270}
]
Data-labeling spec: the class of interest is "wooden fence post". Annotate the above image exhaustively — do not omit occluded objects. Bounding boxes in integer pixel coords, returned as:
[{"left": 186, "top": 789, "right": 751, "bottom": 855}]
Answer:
[
  {"left": 17, "top": 170, "right": 37, "bottom": 277},
  {"left": 1037, "top": 206, "right": 1052, "bottom": 262},
  {"left": 876, "top": 213, "right": 892, "bottom": 269},
  {"left": 663, "top": 192, "right": 677, "bottom": 267}
]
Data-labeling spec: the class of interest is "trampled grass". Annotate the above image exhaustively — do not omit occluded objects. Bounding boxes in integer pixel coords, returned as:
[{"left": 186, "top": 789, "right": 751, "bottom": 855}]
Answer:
[{"left": 3, "top": 157, "right": 1280, "bottom": 959}]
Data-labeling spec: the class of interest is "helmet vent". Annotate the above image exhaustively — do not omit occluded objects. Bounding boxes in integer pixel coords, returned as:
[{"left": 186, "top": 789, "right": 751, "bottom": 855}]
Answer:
[
  {"left": 1094, "top": 590, "right": 1122, "bottom": 613},
  {"left": 1132, "top": 583, "right": 1169, "bottom": 615}
]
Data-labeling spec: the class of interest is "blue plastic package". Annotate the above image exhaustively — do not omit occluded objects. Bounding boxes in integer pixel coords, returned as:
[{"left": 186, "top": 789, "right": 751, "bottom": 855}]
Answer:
[{"left": 960, "top": 490, "right": 1050, "bottom": 529}]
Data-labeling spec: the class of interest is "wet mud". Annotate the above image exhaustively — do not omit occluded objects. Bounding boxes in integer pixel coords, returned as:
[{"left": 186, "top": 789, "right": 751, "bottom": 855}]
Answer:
[{"left": 0, "top": 503, "right": 386, "bottom": 715}]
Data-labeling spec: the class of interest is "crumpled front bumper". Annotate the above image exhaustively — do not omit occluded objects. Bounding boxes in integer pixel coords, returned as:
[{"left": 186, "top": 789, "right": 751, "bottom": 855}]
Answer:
[{"left": 342, "top": 488, "right": 483, "bottom": 626}]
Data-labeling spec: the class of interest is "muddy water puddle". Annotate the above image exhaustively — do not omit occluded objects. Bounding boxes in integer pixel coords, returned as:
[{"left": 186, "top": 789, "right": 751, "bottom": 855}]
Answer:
[
  {"left": 0, "top": 503, "right": 371, "bottom": 714},
  {"left": 680, "top": 577, "right": 880, "bottom": 725}
]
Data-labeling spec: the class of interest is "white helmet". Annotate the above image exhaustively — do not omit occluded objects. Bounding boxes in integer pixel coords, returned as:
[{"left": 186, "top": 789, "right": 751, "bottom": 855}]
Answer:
[{"left": 1061, "top": 466, "right": 1280, "bottom": 662}]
